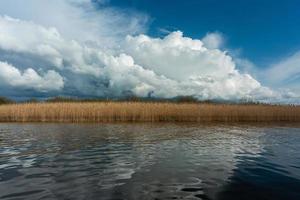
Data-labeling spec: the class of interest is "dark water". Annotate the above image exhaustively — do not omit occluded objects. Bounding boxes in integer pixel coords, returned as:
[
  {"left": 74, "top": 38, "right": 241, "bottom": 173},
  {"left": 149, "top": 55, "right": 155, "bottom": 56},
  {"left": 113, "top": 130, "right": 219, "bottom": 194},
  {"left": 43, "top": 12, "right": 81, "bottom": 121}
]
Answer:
[{"left": 1, "top": 124, "right": 300, "bottom": 200}]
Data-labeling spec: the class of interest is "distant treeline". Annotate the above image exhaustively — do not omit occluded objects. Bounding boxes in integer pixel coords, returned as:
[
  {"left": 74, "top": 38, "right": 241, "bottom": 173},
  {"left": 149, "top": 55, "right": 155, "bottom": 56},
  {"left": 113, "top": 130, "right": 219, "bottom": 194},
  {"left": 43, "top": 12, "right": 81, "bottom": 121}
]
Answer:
[
  {"left": 0, "top": 97, "right": 14, "bottom": 105},
  {"left": 0, "top": 96, "right": 273, "bottom": 105}
]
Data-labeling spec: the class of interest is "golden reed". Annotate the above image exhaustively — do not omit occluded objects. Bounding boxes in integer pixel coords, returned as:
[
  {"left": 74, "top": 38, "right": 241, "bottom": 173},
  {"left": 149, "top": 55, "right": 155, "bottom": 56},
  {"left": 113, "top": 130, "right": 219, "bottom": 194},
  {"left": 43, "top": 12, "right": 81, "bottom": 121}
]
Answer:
[{"left": 0, "top": 102, "right": 299, "bottom": 123}]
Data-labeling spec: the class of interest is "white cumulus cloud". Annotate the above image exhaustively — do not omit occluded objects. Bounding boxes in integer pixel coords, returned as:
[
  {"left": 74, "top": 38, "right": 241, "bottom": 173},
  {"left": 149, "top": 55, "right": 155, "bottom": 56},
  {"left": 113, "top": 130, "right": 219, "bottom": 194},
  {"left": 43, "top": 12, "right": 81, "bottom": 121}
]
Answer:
[
  {"left": 124, "top": 31, "right": 234, "bottom": 81},
  {"left": 0, "top": 15, "right": 277, "bottom": 101},
  {"left": 202, "top": 32, "right": 224, "bottom": 49},
  {"left": 0, "top": 61, "right": 64, "bottom": 92}
]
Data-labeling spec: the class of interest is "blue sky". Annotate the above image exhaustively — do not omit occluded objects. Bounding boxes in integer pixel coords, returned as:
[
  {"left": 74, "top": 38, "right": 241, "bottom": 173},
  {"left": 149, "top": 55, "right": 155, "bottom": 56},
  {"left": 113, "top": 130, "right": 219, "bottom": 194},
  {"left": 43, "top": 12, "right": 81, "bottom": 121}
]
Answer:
[
  {"left": 106, "top": 0, "right": 300, "bottom": 66},
  {"left": 0, "top": 0, "right": 299, "bottom": 102}
]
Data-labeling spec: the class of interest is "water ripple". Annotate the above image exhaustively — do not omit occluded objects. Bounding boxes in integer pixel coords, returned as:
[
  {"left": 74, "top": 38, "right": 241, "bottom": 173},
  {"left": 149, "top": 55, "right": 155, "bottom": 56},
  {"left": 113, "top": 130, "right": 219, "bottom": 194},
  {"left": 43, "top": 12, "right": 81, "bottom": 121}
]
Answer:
[{"left": 0, "top": 123, "right": 300, "bottom": 200}]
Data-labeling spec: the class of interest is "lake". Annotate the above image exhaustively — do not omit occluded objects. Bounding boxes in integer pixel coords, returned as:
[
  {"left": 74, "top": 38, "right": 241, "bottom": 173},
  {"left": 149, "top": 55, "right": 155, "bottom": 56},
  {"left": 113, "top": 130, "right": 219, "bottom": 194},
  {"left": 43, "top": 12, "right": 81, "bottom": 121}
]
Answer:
[{"left": 1, "top": 123, "right": 300, "bottom": 200}]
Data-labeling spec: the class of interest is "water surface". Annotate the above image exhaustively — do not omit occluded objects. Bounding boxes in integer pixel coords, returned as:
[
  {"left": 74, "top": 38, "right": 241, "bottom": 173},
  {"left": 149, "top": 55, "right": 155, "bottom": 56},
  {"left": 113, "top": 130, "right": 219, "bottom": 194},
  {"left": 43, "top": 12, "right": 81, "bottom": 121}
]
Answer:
[{"left": 1, "top": 123, "right": 300, "bottom": 200}]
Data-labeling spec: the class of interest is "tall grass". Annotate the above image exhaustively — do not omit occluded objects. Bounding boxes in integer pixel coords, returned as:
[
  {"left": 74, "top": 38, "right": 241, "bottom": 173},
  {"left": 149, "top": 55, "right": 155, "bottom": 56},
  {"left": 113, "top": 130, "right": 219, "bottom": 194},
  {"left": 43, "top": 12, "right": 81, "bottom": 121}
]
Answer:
[{"left": 0, "top": 102, "right": 299, "bottom": 123}]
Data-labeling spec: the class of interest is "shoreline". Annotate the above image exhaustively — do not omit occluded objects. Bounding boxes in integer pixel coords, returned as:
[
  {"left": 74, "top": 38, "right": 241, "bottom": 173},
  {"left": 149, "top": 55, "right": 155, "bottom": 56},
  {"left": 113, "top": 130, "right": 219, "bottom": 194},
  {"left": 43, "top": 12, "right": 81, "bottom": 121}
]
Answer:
[{"left": 0, "top": 102, "right": 299, "bottom": 123}]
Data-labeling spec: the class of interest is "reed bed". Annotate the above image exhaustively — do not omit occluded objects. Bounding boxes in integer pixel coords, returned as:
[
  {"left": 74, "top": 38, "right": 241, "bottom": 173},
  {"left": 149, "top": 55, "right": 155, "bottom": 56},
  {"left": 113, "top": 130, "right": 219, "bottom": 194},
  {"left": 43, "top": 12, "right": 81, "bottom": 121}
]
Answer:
[{"left": 0, "top": 102, "right": 299, "bottom": 123}]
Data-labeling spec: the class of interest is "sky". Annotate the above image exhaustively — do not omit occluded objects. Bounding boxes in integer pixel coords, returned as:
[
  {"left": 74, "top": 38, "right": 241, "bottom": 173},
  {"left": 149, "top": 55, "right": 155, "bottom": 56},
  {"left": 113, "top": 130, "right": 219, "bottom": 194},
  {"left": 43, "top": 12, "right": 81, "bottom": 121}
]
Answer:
[
  {"left": 109, "top": 0, "right": 300, "bottom": 64},
  {"left": 0, "top": 0, "right": 299, "bottom": 103}
]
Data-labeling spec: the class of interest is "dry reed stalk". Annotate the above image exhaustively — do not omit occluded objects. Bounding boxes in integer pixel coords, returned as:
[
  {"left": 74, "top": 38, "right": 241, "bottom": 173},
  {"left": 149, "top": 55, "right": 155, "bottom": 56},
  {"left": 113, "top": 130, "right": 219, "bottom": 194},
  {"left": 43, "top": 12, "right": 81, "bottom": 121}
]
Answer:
[{"left": 0, "top": 102, "right": 299, "bottom": 123}]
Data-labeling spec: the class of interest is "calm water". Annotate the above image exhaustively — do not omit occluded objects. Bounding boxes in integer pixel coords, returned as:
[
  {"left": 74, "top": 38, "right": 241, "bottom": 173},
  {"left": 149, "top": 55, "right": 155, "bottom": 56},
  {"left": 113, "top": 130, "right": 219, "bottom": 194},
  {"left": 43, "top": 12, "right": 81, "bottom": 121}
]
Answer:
[{"left": 1, "top": 123, "right": 300, "bottom": 200}]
